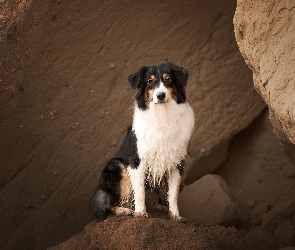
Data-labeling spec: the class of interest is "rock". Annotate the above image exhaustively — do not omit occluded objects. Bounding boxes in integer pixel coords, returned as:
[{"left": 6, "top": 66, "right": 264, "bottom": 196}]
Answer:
[
  {"left": 215, "top": 109, "right": 295, "bottom": 214},
  {"left": 273, "top": 220, "right": 294, "bottom": 249},
  {"left": 251, "top": 202, "right": 269, "bottom": 226},
  {"left": 279, "top": 247, "right": 295, "bottom": 250},
  {"left": 181, "top": 0, "right": 266, "bottom": 183},
  {"left": 0, "top": 0, "right": 267, "bottom": 249},
  {"left": 261, "top": 201, "right": 295, "bottom": 232},
  {"left": 178, "top": 174, "right": 242, "bottom": 226},
  {"left": 243, "top": 227, "right": 278, "bottom": 250},
  {"left": 49, "top": 216, "right": 249, "bottom": 250},
  {"left": 245, "top": 199, "right": 256, "bottom": 209},
  {"left": 234, "top": 0, "right": 295, "bottom": 165},
  {"left": 47, "top": 222, "right": 96, "bottom": 250}
]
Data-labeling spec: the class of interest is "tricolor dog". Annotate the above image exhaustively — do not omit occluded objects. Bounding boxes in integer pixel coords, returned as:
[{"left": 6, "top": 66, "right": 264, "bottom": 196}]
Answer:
[{"left": 89, "top": 62, "right": 194, "bottom": 222}]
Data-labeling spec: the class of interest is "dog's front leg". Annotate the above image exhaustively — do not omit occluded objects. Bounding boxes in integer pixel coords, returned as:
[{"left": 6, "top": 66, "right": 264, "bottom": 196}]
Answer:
[
  {"left": 128, "top": 164, "right": 150, "bottom": 218},
  {"left": 168, "top": 167, "right": 185, "bottom": 222}
]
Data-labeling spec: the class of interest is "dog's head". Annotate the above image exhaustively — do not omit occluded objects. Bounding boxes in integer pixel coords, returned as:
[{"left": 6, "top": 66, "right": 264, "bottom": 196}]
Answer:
[{"left": 128, "top": 62, "right": 189, "bottom": 110}]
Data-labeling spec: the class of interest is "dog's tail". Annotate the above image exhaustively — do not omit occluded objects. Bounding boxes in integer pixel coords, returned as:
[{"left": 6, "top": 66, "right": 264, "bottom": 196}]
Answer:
[
  {"left": 89, "top": 189, "right": 111, "bottom": 222},
  {"left": 89, "top": 158, "right": 124, "bottom": 221}
]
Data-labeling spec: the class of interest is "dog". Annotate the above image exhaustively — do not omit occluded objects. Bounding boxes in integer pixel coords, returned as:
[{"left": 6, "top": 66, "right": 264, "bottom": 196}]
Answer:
[{"left": 89, "top": 62, "right": 195, "bottom": 222}]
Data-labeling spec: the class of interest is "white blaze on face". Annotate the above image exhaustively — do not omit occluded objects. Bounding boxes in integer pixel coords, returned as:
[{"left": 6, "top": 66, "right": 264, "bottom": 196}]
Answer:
[{"left": 152, "top": 82, "right": 171, "bottom": 104}]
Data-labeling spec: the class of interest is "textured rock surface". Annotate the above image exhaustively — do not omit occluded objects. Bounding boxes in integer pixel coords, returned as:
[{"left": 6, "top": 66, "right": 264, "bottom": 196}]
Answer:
[
  {"left": 216, "top": 110, "right": 295, "bottom": 206},
  {"left": 48, "top": 216, "right": 278, "bottom": 250},
  {"left": 261, "top": 201, "right": 295, "bottom": 233},
  {"left": 0, "top": 0, "right": 265, "bottom": 249},
  {"left": 243, "top": 227, "right": 277, "bottom": 250},
  {"left": 273, "top": 220, "right": 294, "bottom": 249},
  {"left": 251, "top": 202, "right": 269, "bottom": 227},
  {"left": 234, "top": 0, "right": 295, "bottom": 164},
  {"left": 178, "top": 174, "right": 242, "bottom": 226}
]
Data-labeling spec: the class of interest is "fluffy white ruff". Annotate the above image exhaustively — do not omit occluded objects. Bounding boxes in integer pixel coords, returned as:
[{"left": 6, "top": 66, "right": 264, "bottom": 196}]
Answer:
[{"left": 132, "top": 99, "right": 195, "bottom": 185}]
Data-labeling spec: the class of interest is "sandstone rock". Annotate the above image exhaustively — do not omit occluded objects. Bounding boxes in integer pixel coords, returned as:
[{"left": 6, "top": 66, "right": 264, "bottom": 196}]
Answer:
[
  {"left": 273, "top": 220, "right": 294, "bottom": 249},
  {"left": 178, "top": 0, "right": 266, "bottom": 182},
  {"left": 245, "top": 199, "right": 256, "bottom": 209},
  {"left": 216, "top": 110, "right": 295, "bottom": 210},
  {"left": 0, "top": 0, "right": 265, "bottom": 249},
  {"left": 234, "top": 0, "right": 295, "bottom": 165},
  {"left": 178, "top": 174, "right": 242, "bottom": 226},
  {"left": 251, "top": 202, "right": 269, "bottom": 226},
  {"left": 49, "top": 216, "right": 249, "bottom": 250},
  {"left": 243, "top": 227, "right": 278, "bottom": 250},
  {"left": 47, "top": 222, "right": 96, "bottom": 250},
  {"left": 261, "top": 201, "right": 295, "bottom": 232}
]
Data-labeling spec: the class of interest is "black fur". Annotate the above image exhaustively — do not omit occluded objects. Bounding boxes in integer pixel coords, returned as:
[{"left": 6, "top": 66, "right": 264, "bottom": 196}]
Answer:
[
  {"left": 168, "top": 62, "right": 189, "bottom": 87},
  {"left": 176, "top": 159, "right": 185, "bottom": 176},
  {"left": 89, "top": 158, "right": 122, "bottom": 221},
  {"left": 128, "top": 62, "right": 189, "bottom": 110},
  {"left": 128, "top": 66, "right": 148, "bottom": 110},
  {"left": 114, "top": 126, "right": 140, "bottom": 169},
  {"left": 89, "top": 127, "right": 139, "bottom": 221},
  {"left": 168, "top": 62, "right": 189, "bottom": 104}
]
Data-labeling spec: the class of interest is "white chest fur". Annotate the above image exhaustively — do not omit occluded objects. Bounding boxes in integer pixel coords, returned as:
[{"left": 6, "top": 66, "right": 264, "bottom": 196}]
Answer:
[{"left": 132, "top": 100, "right": 195, "bottom": 183}]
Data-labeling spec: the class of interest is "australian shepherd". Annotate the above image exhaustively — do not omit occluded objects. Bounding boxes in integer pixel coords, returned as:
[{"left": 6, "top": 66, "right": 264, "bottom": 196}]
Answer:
[{"left": 89, "top": 62, "right": 195, "bottom": 222}]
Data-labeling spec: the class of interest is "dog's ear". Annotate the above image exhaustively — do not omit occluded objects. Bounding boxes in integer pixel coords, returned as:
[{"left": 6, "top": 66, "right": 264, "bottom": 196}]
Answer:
[
  {"left": 128, "top": 66, "right": 147, "bottom": 90},
  {"left": 168, "top": 62, "right": 189, "bottom": 104},
  {"left": 169, "top": 62, "right": 189, "bottom": 87}
]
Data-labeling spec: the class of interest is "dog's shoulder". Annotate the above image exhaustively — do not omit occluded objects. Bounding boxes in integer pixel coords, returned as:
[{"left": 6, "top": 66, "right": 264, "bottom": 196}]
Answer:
[{"left": 114, "top": 125, "right": 140, "bottom": 169}]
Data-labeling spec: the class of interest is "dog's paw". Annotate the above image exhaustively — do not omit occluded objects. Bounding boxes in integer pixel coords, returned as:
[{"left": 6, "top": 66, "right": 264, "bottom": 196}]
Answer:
[
  {"left": 133, "top": 211, "right": 151, "bottom": 218},
  {"left": 169, "top": 213, "right": 186, "bottom": 223},
  {"left": 111, "top": 207, "right": 134, "bottom": 216},
  {"left": 122, "top": 208, "right": 134, "bottom": 216}
]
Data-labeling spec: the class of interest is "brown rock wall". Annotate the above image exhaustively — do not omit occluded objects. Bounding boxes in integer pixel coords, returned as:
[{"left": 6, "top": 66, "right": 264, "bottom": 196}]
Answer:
[
  {"left": 0, "top": 0, "right": 265, "bottom": 249},
  {"left": 234, "top": 0, "right": 295, "bottom": 164}
]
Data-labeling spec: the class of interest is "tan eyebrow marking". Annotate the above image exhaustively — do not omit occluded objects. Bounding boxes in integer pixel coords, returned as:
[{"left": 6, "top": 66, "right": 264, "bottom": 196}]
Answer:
[
  {"left": 163, "top": 73, "right": 171, "bottom": 81},
  {"left": 148, "top": 75, "right": 156, "bottom": 84}
]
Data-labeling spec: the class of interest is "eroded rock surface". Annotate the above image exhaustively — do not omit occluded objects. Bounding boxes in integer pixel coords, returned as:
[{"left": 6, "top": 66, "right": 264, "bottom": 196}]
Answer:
[
  {"left": 48, "top": 216, "right": 278, "bottom": 250},
  {"left": 0, "top": 0, "right": 265, "bottom": 249},
  {"left": 234, "top": 0, "right": 295, "bottom": 164},
  {"left": 261, "top": 201, "right": 295, "bottom": 233},
  {"left": 179, "top": 174, "right": 242, "bottom": 227}
]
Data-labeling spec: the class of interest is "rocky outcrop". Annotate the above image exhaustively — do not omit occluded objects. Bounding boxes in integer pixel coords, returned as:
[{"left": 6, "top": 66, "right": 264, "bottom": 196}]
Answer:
[
  {"left": 261, "top": 201, "right": 295, "bottom": 233},
  {"left": 273, "top": 220, "right": 294, "bottom": 248},
  {"left": 179, "top": 174, "right": 242, "bottom": 227},
  {"left": 234, "top": 0, "right": 295, "bottom": 164},
  {"left": 216, "top": 110, "right": 295, "bottom": 206},
  {"left": 0, "top": 0, "right": 266, "bottom": 249},
  {"left": 48, "top": 216, "right": 279, "bottom": 250}
]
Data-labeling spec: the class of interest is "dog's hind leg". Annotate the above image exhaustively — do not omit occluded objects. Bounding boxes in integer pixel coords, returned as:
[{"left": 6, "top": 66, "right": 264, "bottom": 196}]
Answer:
[{"left": 109, "top": 166, "right": 134, "bottom": 217}]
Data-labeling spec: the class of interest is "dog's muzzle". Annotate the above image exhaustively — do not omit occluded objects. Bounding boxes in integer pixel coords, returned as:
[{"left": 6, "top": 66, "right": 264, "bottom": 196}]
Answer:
[
  {"left": 153, "top": 83, "right": 169, "bottom": 104},
  {"left": 156, "top": 92, "right": 166, "bottom": 103}
]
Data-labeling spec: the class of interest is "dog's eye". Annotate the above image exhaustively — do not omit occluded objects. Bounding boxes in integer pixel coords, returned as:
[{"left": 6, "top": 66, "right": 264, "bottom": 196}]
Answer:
[
  {"left": 147, "top": 79, "right": 154, "bottom": 84},
  {"left": 164, "top": 76, "right": 171, "bottom": 82}
]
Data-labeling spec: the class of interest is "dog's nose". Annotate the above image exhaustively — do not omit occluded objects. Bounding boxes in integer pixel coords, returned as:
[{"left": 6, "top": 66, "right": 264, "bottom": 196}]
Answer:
[{"left": 156, "top": 92, "right": 166, "bottom": 101}]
